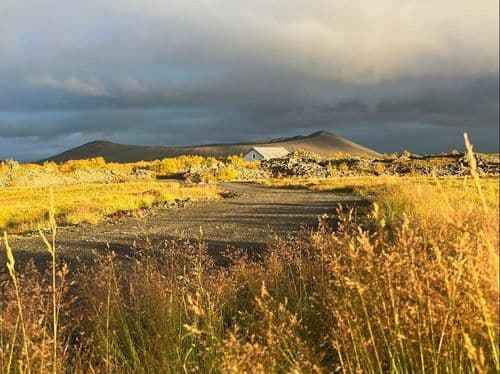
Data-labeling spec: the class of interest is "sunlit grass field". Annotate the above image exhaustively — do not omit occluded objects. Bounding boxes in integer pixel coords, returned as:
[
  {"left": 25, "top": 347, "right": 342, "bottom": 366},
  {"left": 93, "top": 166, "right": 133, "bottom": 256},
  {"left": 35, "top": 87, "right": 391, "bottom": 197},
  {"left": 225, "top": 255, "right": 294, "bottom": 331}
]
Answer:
[
  {"left": 0, "top": 148, "right": 498, "bottom": 371},
  {"left": 259, "top": 174, "right": 499, "bottom": 197},
  {"left": 0, "top": 181, "right": 220, "bottom": 233}
]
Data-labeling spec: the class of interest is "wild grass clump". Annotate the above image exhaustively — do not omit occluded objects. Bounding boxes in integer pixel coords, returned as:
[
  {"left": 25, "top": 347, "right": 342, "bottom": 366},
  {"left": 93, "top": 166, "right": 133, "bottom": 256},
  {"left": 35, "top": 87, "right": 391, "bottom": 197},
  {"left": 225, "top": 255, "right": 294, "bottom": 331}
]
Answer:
[
  {"left": 0, "top": 194, "right": 71, "bottom": 373},
  {"left": 258, "top": 175, "right": 399, "bottom": 196}
]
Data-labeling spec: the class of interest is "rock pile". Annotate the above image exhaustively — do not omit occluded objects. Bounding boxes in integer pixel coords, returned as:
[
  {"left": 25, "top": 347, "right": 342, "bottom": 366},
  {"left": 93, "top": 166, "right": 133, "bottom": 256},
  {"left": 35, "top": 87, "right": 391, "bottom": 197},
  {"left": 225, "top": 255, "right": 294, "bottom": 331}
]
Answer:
[
  {"left": 182, "top": 161, "right": 268, "bottom": 183},
  {"left": 261, "top": 151, "right": 500, "bottom": 179},
  {"left": 236, "top": 167, "right": 269, "bottom": 180},
  {"left": 382, "top": 153, "right": 500, "bottom": 177},
  {"left": 261, "top": 151, "right": 330, "bottom": 178},
  {"left": 459, "top": 154, "right": 500, "bottom": 175},
  {"left": 182, "top": 159, "right": 227, "bottom": 183}
]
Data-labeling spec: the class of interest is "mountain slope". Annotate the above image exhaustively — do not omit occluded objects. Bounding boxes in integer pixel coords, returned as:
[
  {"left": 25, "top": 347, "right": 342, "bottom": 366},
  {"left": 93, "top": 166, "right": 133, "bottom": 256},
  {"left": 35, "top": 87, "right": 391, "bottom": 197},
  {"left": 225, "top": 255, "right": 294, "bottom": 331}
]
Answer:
[{"left": 40, "top": 131, "right": 381, "bottom": 163}]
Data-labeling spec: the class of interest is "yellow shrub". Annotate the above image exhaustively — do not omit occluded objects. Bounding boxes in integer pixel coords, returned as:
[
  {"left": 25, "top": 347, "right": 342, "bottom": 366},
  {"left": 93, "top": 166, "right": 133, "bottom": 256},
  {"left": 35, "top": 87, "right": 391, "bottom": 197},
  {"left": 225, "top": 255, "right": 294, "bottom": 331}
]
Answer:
[
  {"left": 106, "top": 162, "right": 134, "bottom": 174},
  {"left": 227, "top": 155, "right": 245, "bottom": 168},
  {"left": 59, "top": 157, "right": 107, "bottom": 172},
  {"left": 42, "top": 161, "right": 59, "bottom": 172},
  {"left": 159, "top": 155, "right": 206, "bottom": 175},
  {"left": 338, "top": 162, "right": 349, "bottom": 172},
  {"left": 0, "top": 162, "right": 9, "bottom": 173},
  {"left": 159, "top": 158, "right": 181, "bottom": 174},
  {"left": 203, "top": 156, "right": 219, "bottom": 168},
  {"left": 374, "top": 162, "right": 385, "bottom": 174},
  {"left": 216, "top": 167, "right": 239, "bottom": 181}
]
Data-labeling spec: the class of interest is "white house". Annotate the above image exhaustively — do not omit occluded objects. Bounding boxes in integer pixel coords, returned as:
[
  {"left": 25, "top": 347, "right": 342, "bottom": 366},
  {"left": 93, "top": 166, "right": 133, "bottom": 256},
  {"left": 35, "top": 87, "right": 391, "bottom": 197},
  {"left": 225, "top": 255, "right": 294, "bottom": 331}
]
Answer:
[{"left": 243, "top": 147, "right": 290, "bottom": 161}]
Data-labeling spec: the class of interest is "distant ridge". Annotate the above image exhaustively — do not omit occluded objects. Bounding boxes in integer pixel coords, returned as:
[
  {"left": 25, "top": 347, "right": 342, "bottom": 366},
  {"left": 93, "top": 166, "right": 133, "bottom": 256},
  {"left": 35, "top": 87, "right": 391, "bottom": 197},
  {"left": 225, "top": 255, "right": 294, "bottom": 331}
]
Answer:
[{"left": 40, "top": 131, "right": 381, "bottom": 163}]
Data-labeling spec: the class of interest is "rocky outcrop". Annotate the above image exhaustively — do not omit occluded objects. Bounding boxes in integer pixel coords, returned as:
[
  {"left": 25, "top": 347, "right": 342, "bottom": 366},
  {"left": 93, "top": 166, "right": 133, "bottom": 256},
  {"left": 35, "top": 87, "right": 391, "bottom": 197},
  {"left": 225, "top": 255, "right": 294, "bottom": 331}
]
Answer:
[
  {"left": 260, "top": 151, "right": 500, "bottom": 179},
  {"left": 261, "top": 151, "right": 330, "bottom": 178}
]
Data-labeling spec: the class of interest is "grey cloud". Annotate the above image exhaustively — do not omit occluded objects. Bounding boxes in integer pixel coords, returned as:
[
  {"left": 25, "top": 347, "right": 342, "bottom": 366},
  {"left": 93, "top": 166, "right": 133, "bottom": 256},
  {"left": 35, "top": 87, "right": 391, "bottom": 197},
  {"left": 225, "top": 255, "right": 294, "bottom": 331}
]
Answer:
[
  {"left": 1, "top": 74, "right": 497, "bottom": 147},
  {"left": 26, "top": 76, "right": 112, "bottom": 97},
  {"left": 0, "top": 0, "right": 498, "bottom": 160},
  {"left": 1, "top": 0, "right": 498, "bottom": 82},
  {"left": 1, "top": 113, "right": 498, "bottom": 162},
  {"left": 374, "top": 75, "right": 499, "bottom": 126}
]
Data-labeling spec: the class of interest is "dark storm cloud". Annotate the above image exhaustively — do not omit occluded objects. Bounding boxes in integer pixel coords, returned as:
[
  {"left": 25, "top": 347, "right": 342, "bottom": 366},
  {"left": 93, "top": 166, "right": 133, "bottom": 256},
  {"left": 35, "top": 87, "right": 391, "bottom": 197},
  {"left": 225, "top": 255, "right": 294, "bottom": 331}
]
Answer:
[
  {"left": 0, "top": 73, "right": 498, "bottom": 160},
  {"left": 0, "top": 0, "right": 498, "bottom": 160}
]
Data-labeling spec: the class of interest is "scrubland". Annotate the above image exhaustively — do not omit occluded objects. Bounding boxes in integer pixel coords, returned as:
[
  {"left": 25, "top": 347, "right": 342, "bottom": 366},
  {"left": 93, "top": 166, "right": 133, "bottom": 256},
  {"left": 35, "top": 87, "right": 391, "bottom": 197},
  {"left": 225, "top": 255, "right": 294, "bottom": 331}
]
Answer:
[
  {"left": 0, "top": 155, "right": 257, "bottom": 189},
  {"left": 0, "top": 146, "right": 498, "bottom": 372}
]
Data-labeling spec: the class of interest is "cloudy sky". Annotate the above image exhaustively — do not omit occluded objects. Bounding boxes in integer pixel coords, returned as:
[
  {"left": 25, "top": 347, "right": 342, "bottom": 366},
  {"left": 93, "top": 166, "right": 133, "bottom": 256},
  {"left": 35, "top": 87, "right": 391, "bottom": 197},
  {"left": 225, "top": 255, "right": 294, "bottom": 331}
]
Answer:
[{"left": 0, "top": 0, "right": 498, "bottom": 161}]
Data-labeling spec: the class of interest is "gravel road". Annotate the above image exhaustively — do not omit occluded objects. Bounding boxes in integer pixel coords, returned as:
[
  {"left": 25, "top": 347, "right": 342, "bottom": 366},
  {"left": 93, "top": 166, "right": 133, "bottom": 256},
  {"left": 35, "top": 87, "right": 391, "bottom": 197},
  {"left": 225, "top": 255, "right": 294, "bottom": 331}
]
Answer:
[{"left": 2, "top": 182, "right": 366, "bottom": 268}]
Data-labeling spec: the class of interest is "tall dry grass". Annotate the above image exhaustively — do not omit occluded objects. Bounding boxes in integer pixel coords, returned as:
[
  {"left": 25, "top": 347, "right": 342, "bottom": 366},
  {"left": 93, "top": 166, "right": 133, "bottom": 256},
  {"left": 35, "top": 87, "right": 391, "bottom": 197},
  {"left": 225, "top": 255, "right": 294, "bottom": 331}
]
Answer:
[{"left": 1, "top": 138, "right": 498, "bottom": 372}]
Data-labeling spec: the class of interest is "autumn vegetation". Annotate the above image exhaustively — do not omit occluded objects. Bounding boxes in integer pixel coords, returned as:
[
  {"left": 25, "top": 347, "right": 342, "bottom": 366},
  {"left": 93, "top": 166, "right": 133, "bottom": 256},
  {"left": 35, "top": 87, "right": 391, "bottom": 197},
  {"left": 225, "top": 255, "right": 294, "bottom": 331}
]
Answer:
[
  {"left": 0, "top": 141, "right": 498, "bottom": 372},
  {"left": 0, "top": 154, "right": 253, "bottom": 233},
  {"left": 0, "top": 154, "right": 258, "bottom": 187}
]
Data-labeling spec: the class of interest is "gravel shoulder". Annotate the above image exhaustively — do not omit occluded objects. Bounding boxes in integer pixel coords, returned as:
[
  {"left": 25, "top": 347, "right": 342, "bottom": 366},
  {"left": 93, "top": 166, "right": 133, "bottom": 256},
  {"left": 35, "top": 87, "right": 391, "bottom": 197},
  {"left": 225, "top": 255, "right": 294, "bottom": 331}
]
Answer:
[{"left": 1, "top": 182, "right": 366, "bottom": 268}]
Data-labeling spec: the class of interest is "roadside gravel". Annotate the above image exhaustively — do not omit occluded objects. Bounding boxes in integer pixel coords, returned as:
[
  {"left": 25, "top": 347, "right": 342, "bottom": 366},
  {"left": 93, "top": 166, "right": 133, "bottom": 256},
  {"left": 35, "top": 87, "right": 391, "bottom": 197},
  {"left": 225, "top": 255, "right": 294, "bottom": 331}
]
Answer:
[{"left": 1, "top": 182, "right": 366, "bottom": 268}]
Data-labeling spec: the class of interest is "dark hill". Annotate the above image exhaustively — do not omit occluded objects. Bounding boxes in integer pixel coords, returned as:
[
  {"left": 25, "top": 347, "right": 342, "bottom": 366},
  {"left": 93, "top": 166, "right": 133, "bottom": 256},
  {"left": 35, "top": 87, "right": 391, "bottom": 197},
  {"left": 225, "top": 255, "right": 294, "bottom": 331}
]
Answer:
[{"left": 40, "top": 131, "right": 381, "bottom": 163}]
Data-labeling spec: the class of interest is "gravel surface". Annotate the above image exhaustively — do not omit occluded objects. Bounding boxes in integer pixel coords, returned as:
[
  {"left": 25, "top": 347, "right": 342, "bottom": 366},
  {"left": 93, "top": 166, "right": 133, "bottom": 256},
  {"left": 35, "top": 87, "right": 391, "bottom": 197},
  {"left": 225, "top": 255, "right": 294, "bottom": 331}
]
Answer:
[{"left": 1, "top": 182, "right": 366, "bottom": 269}]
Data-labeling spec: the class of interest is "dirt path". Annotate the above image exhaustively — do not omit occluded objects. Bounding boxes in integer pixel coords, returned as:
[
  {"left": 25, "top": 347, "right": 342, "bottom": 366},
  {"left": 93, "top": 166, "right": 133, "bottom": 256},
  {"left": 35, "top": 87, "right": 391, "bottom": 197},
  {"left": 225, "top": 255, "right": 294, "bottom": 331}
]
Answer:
[{"left": 2, "top": 183, "right": 366, "bottom": 267}]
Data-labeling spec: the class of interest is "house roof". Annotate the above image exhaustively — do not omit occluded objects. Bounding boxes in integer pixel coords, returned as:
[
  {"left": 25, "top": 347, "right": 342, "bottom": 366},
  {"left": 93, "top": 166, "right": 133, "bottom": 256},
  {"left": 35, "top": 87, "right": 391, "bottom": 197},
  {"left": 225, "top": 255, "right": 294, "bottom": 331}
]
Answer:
[{"left": 250, "top": 147, "right": 290, "bottom": 159}]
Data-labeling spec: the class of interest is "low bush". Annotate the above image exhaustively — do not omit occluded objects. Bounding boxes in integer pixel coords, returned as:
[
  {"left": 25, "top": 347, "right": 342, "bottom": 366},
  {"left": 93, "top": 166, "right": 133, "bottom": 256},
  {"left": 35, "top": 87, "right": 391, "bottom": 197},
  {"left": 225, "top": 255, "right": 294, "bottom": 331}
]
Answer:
[
  {"left": 59, "top": 157, "right": 107, "bottom": 172},
  {"left": 215, "top": 167, "right": 239, "bottom": 181}
]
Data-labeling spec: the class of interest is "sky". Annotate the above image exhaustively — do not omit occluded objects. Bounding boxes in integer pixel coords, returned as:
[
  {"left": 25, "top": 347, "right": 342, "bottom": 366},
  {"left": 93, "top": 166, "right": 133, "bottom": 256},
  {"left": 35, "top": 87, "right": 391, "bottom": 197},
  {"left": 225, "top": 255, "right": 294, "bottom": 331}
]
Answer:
[{"left": 0, "top": 0, "right": 498, "bottom": 161}]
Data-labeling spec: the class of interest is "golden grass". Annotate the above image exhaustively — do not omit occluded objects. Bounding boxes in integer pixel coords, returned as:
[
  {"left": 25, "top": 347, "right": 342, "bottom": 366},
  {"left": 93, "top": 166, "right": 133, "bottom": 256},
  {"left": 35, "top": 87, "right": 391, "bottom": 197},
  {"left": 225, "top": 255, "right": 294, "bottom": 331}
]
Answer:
[
  {"left": 258, "top": 175, "right": 499, "bottom": 200},
  {"left": 0, "top": 181, "right": 220, "bottom": 233},
  {"left": 257, "top": 175, "right": 396, "bottom": 196}
]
